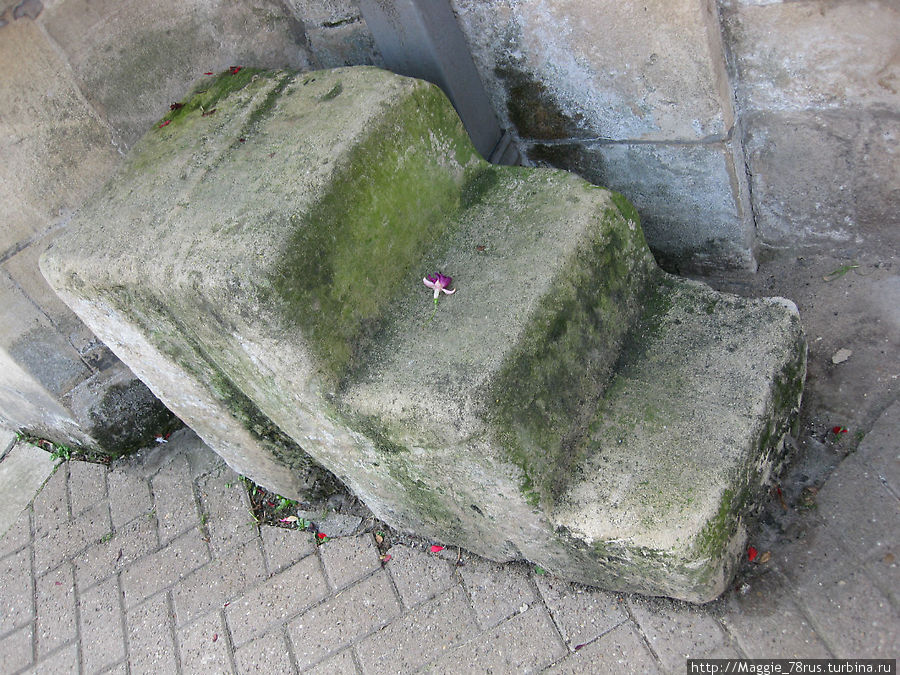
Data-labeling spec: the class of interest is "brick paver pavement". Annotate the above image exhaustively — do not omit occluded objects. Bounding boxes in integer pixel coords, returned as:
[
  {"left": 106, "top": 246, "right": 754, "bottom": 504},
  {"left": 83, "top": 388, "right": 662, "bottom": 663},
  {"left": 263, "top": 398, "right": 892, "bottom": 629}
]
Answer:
[{"left": 0, "top": 403, "right": 897, "bottom": 673}]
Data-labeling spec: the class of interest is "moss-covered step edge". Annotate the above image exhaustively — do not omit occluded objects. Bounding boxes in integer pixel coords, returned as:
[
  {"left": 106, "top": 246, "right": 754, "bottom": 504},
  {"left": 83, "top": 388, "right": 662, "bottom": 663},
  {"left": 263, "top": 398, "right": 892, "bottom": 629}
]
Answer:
[{"left": 547, "top": 275, "right": 807, "bottom": 602}]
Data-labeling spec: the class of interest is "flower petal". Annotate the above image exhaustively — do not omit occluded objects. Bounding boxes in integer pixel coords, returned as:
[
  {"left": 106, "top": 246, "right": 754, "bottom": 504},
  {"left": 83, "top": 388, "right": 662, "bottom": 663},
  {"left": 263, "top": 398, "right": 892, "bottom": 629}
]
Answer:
[
  {"left": 441, "top": 287, "right": 456, "bottom": 295},
  {"left": 423, "top": 277, "right": 437, "bottom": 289},
  {"left": 430, "top": 545, "right": 444, "bottom": 553}
]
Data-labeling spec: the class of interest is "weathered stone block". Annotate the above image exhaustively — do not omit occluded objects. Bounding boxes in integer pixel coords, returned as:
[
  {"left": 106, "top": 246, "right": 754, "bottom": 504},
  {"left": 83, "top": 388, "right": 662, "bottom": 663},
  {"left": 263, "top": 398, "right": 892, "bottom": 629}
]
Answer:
[
  {"left": 723, "top": 0, "right": 900, "bottom": 113},
  {"left": 745, "top": 110, "right": 900, "bottom": 250},
  {"left": 0, "top": 249, "right": 176, "bottom": 456},
  {"left": 0, "top": 20, "right": 119, "bottom": 255},
  {"left": 528, "top": 140, "right": 754, "bottom": 271},
  {"left": 41, "top": 0, "right": 312, "bottom": 148},
  {"left": 451, "top": 0, "right": 734, "bottom": 142},
  {"left": 41, "top": 67, "right": 805, "bottom": 602}
]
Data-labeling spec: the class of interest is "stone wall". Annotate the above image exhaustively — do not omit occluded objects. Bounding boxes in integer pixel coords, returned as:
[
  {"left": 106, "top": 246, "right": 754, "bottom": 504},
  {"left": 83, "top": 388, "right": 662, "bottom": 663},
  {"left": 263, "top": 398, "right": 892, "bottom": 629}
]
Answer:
[
  {"left": 0, "top": 0, "right": 896, "bottom": 448},
  {"left": 0, "top": 0, "right": 380, "bottom": 451},
  {"left": 449, "top": 0, "right": 899, "bottom": 271}
]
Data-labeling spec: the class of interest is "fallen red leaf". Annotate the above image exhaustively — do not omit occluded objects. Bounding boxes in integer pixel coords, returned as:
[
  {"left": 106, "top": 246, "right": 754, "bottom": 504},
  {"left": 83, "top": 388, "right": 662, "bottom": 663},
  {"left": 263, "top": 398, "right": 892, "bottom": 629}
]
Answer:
[
  {"left": 212, "top": 633, "right": 218, "bottom": 642},
  {"left": 574, "top": 643, "right": 587, "bottom": 651},
  {"left": 201, "top": 108, "right": 217, "bottom": 117},
  {"left": 158, "top": 120, "right": 171, "bottom": 128},
  {"left": 380, "top": 554, "right": 392, "bottom": 564},
  {"left": 204, "top": 72, "right": 214, "bottom": 75},
  {"left": 747, "top": 546, "right": 758, "bottom": 562},
  {"left": 230, "top": 65, "right": 242, "bottom": 75},
  {"left": 832, "top": 426, "right": 848, "bottom": 434},
  {"left": 430, "top": 545, "right": 444, "bottom": 553},
  {"left": 169, "top": 102, "right": 184, "bottom": 111}
]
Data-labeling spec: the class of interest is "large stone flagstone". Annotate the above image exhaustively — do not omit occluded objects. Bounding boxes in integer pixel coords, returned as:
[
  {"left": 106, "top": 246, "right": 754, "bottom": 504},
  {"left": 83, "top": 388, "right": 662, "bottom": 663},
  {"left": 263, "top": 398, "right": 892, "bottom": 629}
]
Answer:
[{"left": 40, "top": 66, "right": 805, "bottom": 602}]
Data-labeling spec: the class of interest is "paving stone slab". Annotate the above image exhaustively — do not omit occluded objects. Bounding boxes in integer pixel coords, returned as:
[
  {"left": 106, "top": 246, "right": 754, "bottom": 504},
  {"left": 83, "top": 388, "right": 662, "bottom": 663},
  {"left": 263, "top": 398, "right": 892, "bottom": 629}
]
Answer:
[
  {"left": 106, "top": 466, "right": 153, "bottom": 530},
  {"left": 0, "top": 441, "right": 58, "bottom": 541},
  {"left": 0, "top": 507, "right": 30, "bottom": 559},
  {"left": 42, "top": 66, "right": 806, "bottom": 602},
  {"left": 31, "top": 464, "right": 68, "bottom": 539},
  {"left": 25, "top": 643, "right": 79, "bottom": 674},
  {"left": 857, "top": 400, "right": 899, "bottom": 495},
  {"left": 459, "top": 558, "right": 535, "bottom": 629},
  {"left": 177, "top": 611, "right": 233, "bottom": 674},
  {"left": 534, "top": 575, "right": 627, "bottom": 649},
  {"left": 722, "top": 569, "right": 829, "bottom": 658},
  {"left": 385, "top": 543, "right": 455, "bottom": 609},
  {"left": 355, "top": 585, "right": 478, "bottom": 674},
  {"left": 816, "top": 452, "right": 900, "bottom": 559},
  {"left": 798, "top": 568, "right": 900, "bottom": 658},
  {"left": 427, "top": 605, "right": 567, "bottom": 674},
  {"left": 67, "top": 459, "right": 107, "bottom": 517},
  {"left": 259, "top": 525, "right": 317, "bottom": 575},
  {"left": 287, "top": 571, "right": 400, "bottom": 669},
  {"left": 312, "top": 648, "right": 360, "bottom": 675},
  {"left": 79, "top": 576, "right": 126, "bottom": 674},
  {"left": 120, "top": 527, "right": 210, "bottom": 608},
  {"left": 627, "top": 595, "right": 728, "bottom": 672},
  {"left": 73, "top": 511, "right": 158, "bottom": 590},
  {"left": 0, "top": 623, "right": 34, "bottom": 673},
  {"left": 173, "top": 539, "right": 267, "bottom": 626},
  {"left": 0, "top": 427, "right": 14, "bottom": 461},
  {"left": 35, "top": 562, "right": 77, "bottom": 657},
  {"left": 234, "top": 628, "right": 295, "bottom": 675},
  {"left": 226, "top": 554, "right": 328, "bottom": 647},
  {"left": 0, "top": 546, "right": 33, "bottom": 634},
  {"left": 320, "top": 533, "right": 381, "bottom": 591},
  {"left": 197, "top": 467, "right": 257, "bottom": 558},
  {"left": 34, "top": 500, "right": 111, "bottom": 575},
  {"left": 545, "top": 621, "right": 661, "bottom": 674},
  {"left": 151, "top": 455, "right": 200, "bottom": 546},
  {"left": 126, "top": 594, "right": 178, "bottom": 675}
]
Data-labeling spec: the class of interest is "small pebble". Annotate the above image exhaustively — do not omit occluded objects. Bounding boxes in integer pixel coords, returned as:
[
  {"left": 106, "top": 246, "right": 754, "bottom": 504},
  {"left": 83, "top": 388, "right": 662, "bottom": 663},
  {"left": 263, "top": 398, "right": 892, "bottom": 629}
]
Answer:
[{"left": 831, "top": 348, "right": 852, "bottom": 364}]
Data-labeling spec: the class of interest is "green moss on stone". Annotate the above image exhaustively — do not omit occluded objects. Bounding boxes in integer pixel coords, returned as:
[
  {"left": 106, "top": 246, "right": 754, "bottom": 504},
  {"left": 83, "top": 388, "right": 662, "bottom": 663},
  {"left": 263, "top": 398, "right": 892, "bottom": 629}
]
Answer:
[
  {"left": 272, "top": 82, "right": 480, "bottom": 383},
  {"left": 157, "top": 67, "right": 267, "bottom": 127},
  {"left": 490, "top": 201, "right": 657, "bottom": 507},
  {"left": 112, "top": 287, "right": 333, "bottom": 494}
]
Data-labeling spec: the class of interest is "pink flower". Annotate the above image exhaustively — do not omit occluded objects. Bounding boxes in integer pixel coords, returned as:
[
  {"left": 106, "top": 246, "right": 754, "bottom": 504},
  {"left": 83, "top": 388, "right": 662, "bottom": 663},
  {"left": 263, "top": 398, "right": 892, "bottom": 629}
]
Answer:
[{"left": 423, "top": 273, "right": 455, "bottom": 299}]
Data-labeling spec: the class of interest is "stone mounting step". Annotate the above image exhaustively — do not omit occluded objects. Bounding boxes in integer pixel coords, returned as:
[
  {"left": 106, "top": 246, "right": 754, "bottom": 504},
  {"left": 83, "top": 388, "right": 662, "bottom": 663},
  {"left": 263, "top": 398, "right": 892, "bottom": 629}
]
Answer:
[{"left": 40, "top": 66, "right": 806, "bottom": 602}]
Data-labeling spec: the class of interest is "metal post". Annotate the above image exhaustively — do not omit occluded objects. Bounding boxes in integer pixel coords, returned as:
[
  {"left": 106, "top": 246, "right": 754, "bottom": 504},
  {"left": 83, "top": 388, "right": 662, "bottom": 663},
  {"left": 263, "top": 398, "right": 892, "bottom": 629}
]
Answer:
[{"left": 358, "top": 0, "right": 521, "bottom": 165}]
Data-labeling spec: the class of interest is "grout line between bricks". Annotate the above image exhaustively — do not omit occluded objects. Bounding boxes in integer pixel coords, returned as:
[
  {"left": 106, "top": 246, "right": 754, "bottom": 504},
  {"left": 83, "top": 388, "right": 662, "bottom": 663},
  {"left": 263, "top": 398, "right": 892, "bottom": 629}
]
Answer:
[
  {"left": 623, "top": 597, "right": 667, "bottom": 672},
  {"left": 72, "top": 538, "right": 86, "bottom": 674},
  {"left": 165, "top": 591, "right": 184, "bottom": 675},
  {"left": 218, "top": 607, "right": 240, "bottom": 674},
  {"left": 526, "top": 571, "right": 571, "bottom": 653},
  {"left": 381, "top": 547, "right": 408, "bottom": 610},
  {"left": 349, "top": 645, "right": 365, "bottom": 675},
  {"left": 280, "top": 622, "right": 300, "bottom": 674},
  {"left": 28, "top": 505, "right": 38, "bottom": 671},
  {"left": 116, "top": 570, "right": 132, "bottom": 675}
]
